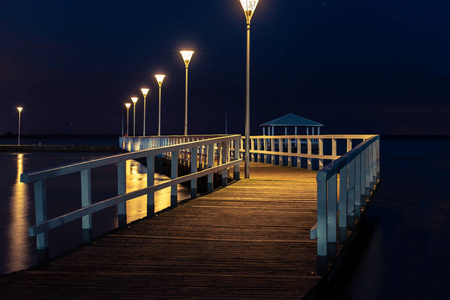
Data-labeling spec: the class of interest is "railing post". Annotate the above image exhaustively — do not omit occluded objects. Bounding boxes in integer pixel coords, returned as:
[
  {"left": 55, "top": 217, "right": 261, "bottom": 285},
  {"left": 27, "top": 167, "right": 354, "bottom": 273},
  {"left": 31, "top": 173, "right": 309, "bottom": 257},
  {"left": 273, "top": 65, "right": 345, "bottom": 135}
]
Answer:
[
  {"left": 347, "top": 159, "right": 356, "bottom": 230},
  {"left": 147, "top": 155, "right": 155, "bottom": 217},
  {"left": 347, "top": 138, "right": 352, "bottom": 152},
  {"left": 288, "top": 137, "right": 292, "bottom": 167},
  {"left": 297, "top": 138, "right": 301, "bottom": 168},
  {"left": 234, "top": 138, "right": 240, "bottom": 180},
  {"left": 317, "top": 177, "right": 328, "bottom": 276},
  {"left": 307, "top": 138, "right": 312, "bottom": 170},
  {"left": 207, "top": 144, "right": 214, "bottom": 192},
  {"left": 376, "top": 139, "right": 381, "bottom": 181},
  {"left": 354, "top": 155, "right": 361, "bottom": 218},
  {"left": 81, "top": 169, "right": 92, "bottom": 243},
  {"left": 328, "top": 173, "right": 337, "bottom": 261},
  {"left": 279, "top": 138, "right": 283, "bottom": 166},
  {"left": 338, "top": 165, "right": 348, "bottom": 243},
  {"left": 264, "top": 138, "right": 268, "bottom": 164},
  {"left": 171, "top": 150, "right": 179, "bottom": 207},
  {"left": 250, "top": 137, "right": 255, "bottom": 162},
  {"left": 34, "top": 180, "right": 48, "bottom": 263},
  {"left": 369, "top": 143, "right": 374, "bottom": 191},
  {"left": 222, "top": 141, "right": 229, "bottom": 187},
  {"left": 319, "top": 138, "right": 324, "bottom": 169},
  {"left": 191, "top": 147, "right": 198, "bottom": 198},
  {"left": 271, "top": 138, "right": 275, "bottom": 165},
  {"left": 117, "top": 160, "right": 127, "bottom": 228},
  {"left": 365, "top": 148, "right": 371, "bottom": 197},
  {"left": 332, "top": 138, "right": 337, "bottom": 157},
  {"left": 361, "top": 149, "right": 367, "bottom": 206},
  {"left": 256, "top": 138, "right": 261, "bottom": 162}
]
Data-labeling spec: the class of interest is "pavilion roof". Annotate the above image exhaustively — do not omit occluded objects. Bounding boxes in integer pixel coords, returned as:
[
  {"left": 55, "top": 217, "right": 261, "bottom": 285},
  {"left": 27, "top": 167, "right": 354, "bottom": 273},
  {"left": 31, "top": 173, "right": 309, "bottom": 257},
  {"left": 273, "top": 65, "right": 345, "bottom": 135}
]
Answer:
[{"left": 260, "top": 113, "right": 323, "bottom": 127}]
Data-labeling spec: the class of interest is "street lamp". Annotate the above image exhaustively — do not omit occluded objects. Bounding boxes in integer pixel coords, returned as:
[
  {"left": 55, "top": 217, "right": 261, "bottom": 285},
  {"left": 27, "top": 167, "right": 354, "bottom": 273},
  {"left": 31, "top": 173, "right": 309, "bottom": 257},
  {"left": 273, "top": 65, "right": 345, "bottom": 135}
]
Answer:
[
  {"left": 155, "top": 74, "right": 166, "bottom": 136},
  {"left": 141, "top": 88, "right": 149, "bottom": 136},
  {"left": 131, "top": 97, "right": 138, "bottom": 137},
  {"left": 125, "top": 103, "right": 131, "bottom": 137},
  {"left": 239, "top": 0, "right": 260, "bottom": 179},
  {"left": 180, "top": 50, "right": 194, "bottom": 136},
  {"left": 17, "top": 107, "right": 23, "bottom": 146}
]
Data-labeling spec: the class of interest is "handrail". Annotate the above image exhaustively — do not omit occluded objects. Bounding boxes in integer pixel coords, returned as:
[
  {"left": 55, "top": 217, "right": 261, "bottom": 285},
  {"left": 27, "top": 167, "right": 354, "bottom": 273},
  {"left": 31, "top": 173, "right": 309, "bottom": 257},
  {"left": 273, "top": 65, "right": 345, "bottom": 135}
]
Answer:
[
  {"left": 311, "top": 135, "right": 380, "bottom": 275},
  {"left": 22, "top": 134, "right": 242, "bottom": 263},
  {"left": 242, "top": 134, "right": 377, "bottom": 170}
]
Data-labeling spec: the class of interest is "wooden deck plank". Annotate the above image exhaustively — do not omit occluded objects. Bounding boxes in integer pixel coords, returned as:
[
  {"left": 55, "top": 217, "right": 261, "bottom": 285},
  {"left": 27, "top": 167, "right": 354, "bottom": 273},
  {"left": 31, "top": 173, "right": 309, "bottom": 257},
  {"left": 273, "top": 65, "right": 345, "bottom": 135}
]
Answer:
[{"left": 0, "top": 162, "right": 322, "bottom": 299}]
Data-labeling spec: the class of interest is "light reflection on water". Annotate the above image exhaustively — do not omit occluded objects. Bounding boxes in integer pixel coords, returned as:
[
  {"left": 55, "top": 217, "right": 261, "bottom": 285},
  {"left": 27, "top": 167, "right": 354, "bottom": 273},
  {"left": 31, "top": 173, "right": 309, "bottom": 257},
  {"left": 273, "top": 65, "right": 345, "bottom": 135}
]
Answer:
[
  {"left": 7, "top": 154, "right": 31, "bottom": 273},
  {"left": 0, "top": 153, "right": 189, "bottom": 275},
  {"left": 125, "top": 160, "right": 190, "bottom": 223}
]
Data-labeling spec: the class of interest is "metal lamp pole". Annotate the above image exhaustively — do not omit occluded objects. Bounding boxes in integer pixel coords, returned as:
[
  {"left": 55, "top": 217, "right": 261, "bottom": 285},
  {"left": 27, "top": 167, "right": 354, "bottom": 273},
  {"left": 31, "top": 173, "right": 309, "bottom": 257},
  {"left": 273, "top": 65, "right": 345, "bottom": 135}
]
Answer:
[
  {"left": 180, "top": 51, "right": 194, "bottom": 136},
  {"left": 17, "top": 107, "right": 23, "bottom": 146},
  {"left": 155, "top": 75, "right": 166, "bottom": 136},
  {"left": 141, "top": 89, "right": 149, "bottom": 136},
  {"left": 125, "top": 103, "right": 131, "bottom": 136},
  {"left": 239, "top": 0, "right": 259, "bottom": 179},
  {"left": 131, "top": 97, "right": 138, "bottom": 137}
]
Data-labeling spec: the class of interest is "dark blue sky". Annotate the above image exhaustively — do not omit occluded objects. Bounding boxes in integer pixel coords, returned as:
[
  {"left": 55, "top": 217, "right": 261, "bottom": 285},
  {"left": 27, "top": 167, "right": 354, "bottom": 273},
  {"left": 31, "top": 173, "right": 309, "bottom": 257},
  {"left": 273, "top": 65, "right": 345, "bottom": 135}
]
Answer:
[{"left": 1, "top": 0, "right": 449, "bottom": 136}]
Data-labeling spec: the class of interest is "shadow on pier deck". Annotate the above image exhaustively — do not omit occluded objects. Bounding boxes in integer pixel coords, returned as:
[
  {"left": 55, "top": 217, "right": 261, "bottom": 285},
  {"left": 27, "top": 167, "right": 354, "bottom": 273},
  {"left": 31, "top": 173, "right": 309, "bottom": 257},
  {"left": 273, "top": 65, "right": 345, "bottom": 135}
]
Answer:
[{"left": 1, "top": 162, "right": 322, "bottom": 299}]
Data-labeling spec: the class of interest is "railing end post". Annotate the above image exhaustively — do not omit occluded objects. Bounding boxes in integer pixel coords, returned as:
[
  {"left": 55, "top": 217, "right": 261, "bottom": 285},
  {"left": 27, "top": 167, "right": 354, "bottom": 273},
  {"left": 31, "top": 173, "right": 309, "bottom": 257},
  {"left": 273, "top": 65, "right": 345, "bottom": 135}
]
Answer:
[
  {"left": 317, "top": 255, "right": 328, "bottom": 276},
  {"left": 37, "top": 248, "right": 49, "bottom": 265}
]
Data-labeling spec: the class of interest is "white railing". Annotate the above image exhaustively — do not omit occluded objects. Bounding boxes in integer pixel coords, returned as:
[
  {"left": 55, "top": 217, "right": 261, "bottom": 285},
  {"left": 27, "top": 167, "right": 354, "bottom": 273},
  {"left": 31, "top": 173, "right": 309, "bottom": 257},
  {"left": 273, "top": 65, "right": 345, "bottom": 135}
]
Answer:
[
  {"left": 243, "top": 135, "right": 375, "bottom": 170},
  {"left": 309, "top": 135, "right": 380, "bottom": 275},
  {"left": 22, "top": 135, "right": 242, "bottom": 263}
]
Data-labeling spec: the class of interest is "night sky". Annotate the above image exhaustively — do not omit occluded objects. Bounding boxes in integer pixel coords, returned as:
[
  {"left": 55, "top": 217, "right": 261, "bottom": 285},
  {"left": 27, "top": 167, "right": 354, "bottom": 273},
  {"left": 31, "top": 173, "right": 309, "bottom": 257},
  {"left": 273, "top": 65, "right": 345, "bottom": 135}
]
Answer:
[{"left": 1, "top": 0, "right": 449, "bottom": 136}]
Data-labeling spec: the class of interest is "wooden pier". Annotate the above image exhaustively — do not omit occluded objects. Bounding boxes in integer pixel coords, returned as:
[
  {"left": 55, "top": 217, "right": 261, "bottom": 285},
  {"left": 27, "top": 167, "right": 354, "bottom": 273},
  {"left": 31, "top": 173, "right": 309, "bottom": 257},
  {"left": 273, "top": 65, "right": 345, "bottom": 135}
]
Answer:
[{"left": 0, "top": 162, "right": 322, "bottom": 299}]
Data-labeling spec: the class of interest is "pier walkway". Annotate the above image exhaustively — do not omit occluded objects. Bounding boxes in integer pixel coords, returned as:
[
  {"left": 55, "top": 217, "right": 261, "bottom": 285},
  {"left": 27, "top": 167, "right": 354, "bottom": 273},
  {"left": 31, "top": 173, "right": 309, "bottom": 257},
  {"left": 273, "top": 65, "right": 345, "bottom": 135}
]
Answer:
[{"left": 1, "top": 162, "right": 321, "bottom": 299}]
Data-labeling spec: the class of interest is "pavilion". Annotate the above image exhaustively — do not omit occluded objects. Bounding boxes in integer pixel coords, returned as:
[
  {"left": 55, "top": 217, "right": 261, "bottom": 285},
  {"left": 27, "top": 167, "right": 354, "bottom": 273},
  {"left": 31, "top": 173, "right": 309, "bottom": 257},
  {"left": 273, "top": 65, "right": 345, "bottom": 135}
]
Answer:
[{"left": 260, "top": 113, "right": 323, "bottom": 136}]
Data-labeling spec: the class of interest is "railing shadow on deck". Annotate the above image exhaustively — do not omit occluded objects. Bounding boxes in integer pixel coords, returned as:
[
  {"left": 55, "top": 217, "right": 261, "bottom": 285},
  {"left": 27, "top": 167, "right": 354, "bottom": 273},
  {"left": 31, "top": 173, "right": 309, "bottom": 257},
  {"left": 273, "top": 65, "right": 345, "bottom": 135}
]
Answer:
[{"left": 21, "top": 135, "right": 242, "bottom": 264}]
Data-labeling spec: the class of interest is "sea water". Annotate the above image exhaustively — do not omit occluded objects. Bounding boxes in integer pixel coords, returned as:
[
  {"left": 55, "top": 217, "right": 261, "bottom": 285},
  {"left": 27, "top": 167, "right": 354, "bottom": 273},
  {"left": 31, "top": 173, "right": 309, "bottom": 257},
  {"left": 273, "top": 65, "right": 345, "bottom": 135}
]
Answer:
[{"left": 0, "top": 151, "right": 189, "bottom": 275}]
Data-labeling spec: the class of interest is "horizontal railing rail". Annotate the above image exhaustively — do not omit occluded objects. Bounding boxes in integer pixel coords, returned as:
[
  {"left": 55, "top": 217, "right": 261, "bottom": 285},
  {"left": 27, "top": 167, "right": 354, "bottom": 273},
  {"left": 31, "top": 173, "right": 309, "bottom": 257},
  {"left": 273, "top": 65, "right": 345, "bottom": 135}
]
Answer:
[
  {"left": 242, "top": 135, "right": 375, "bottom": 170},
  {"left": 22, "top": 135, "right": 242, "bottom": 263},
  {"left": 310, "top": 134, "right": 380, "bottom": 275}
]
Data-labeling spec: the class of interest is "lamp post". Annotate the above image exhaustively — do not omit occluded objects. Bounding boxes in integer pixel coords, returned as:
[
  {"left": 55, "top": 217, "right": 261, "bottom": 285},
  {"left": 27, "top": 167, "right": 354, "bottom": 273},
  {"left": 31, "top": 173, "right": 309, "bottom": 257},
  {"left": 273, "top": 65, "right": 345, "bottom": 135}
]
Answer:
[
  {"left": 141, "top": 88, "right": 149, "bottom": 136},
  {"left": 155, "top": 75, "right": 166, "bottom": 136},
  {"left": 17, "top": 107, "right": 23, "bottom": 146},
  {"left": 180, "top": 50, "right": 194, "bottom": 136},
  {"left": 131, "top": 97, "right": 138, "bottom": 137},
  {"left": 125, "top": 103, "right": 131, "bottom": 136},
  {"left": 239, "top": 0, "right": 259, "bottom": 179}
]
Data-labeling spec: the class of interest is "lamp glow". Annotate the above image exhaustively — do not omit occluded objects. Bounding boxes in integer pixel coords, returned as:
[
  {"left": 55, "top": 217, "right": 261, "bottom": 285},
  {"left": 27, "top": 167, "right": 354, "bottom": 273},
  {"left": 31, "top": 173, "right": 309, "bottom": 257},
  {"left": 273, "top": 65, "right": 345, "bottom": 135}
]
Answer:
[
  {"left": 155, "top": 74, "right": 166, "bottom": 136},
  {"left": 155, "top": 74, "right": 165, "bottom": 86},
  {"left": 180, "top": 50, "right": 194, "bottom": 68},
  {"left": 17, "top": 107, "right": 23, "bottom": 146},
  {"left": 125, "top": 103, "right": 131, "bottom": 137},
  {"left": 240, "top": 0, "right": 259, "bottom": 23},
  {"left": 131, "top": 97, "right": 138, "bottom": 137},
  {"left": 141, "top": 89, "right": 149, "bottom": 136}
]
